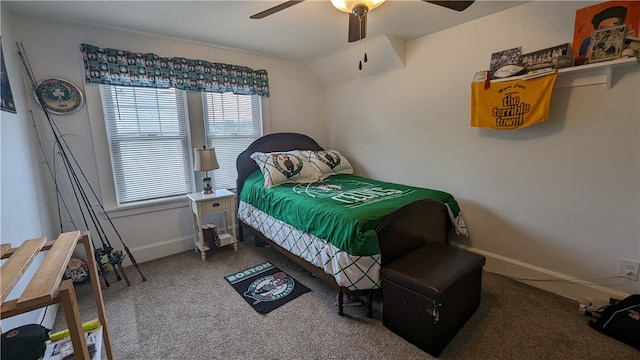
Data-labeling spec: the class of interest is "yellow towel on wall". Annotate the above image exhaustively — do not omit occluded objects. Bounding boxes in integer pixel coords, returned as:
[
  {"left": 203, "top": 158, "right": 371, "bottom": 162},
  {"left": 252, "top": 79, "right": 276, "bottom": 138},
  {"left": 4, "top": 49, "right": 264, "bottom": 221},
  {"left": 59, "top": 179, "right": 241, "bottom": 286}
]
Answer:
[{"left": 471, "top": 73, "right": 557, "bottom": 130}]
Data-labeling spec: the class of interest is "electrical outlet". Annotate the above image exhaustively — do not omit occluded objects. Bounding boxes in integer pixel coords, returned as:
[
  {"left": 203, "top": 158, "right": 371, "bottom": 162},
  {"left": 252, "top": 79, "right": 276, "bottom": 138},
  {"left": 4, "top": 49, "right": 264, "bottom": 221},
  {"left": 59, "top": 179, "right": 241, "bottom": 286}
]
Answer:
[{"left": 618, "top": 258, "right": 640, "bottom": 281}]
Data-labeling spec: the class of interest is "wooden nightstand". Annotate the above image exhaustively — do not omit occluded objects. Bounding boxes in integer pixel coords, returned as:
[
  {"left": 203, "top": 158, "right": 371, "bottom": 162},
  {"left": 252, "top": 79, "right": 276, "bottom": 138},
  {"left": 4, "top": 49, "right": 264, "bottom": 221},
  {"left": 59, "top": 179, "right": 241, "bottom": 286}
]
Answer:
[{"left": 187, "top": 189, "right": 238, "bottom": 261}]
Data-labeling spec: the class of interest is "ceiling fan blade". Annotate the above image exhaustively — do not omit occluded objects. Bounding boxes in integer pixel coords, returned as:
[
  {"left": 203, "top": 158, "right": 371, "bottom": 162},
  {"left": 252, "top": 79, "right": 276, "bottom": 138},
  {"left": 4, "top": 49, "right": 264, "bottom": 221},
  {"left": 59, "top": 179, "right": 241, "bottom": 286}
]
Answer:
[
  {"left": 250, "top": 0, "right": 305, "bottom": 19},
  {"left": 348, "top": 12, "right": 367, "bottom": 43},
  {"left": 424, "top": 1, "right": 474, "bottom": 12}
]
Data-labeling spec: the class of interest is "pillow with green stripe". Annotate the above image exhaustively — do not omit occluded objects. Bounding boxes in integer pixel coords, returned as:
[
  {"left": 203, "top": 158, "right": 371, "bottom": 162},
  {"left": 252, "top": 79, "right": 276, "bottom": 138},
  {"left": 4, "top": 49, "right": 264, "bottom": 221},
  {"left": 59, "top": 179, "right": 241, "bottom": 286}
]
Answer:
[{"left": 250, "top": 151, "right": 322, "bottom": 188}]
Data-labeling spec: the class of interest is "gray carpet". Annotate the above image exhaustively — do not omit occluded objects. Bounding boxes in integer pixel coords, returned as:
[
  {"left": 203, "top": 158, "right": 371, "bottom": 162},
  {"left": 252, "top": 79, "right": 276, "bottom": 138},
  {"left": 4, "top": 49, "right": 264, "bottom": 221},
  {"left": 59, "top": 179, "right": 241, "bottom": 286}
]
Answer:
[{"left": 56, "top": 238, "right": 638, "bottom": 359}]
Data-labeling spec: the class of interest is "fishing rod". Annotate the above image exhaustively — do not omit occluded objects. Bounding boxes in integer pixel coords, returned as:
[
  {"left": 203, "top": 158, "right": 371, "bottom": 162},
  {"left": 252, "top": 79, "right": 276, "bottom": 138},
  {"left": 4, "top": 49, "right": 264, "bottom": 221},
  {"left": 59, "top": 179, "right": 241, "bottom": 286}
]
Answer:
[
  {"left": 19, "top": 43, "right": 133, "bottom": 286},
  {"left": 29, "top": 110, "right": 77, "bottom": 233},
  {"left": 43, "top": 86, "right": 128, "bottom": 287},
  {"left": 59, "top": 145, "right": 114, "bottom": 287},
  {"left": 56, "top": 139, "right": 131, "bottom": 286},
  {"left": 40, "top": 77, "right": 147, "bottom": 283},
  {"left": 16, "top": 42, "right": 146, "bottom": 283},
  {"left": 18, "top": 45, "right": 113, "bottom": 287},
  {"left": 59, "top": 143, "right": 128, "bottom": 285},
  {"left": 44, "top": 112, "right": 146, "bottom": 282},
  {"left": 18, "top": 43, "right": 133, "bottom": 285}
]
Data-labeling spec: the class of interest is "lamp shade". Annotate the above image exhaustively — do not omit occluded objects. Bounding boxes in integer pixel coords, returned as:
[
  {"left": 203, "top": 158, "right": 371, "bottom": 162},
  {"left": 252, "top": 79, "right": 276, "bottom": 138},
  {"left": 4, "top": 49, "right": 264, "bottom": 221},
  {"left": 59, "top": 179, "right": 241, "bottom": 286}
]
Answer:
[
  {"left": 331, "top": 0, "right": 385, "bottom": 13},
  {"left": 193, "top": 147, "right": 219, "bottom": 172}
]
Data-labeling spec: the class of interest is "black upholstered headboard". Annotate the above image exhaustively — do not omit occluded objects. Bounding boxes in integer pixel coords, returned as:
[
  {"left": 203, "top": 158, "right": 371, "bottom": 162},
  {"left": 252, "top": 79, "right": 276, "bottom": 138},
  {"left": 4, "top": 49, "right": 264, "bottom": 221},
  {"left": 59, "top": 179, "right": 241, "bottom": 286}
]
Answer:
[{"left": 235, "top": 133, "right": 324, "bottom": 193}]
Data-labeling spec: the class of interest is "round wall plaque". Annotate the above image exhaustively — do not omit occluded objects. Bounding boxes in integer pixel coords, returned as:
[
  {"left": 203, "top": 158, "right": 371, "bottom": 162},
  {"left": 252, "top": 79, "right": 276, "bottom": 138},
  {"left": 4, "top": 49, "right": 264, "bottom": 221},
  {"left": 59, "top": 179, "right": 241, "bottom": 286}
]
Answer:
[{"left": 35, "top": 78, "right": 84, "bottom": 115}]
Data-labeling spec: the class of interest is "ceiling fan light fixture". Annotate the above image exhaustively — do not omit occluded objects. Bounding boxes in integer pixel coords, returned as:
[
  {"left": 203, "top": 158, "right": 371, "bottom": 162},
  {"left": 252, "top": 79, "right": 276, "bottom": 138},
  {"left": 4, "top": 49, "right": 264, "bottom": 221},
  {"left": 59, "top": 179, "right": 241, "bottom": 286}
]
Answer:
[{"left": 331, "top": 0, "right": 385, "bottom": 14}]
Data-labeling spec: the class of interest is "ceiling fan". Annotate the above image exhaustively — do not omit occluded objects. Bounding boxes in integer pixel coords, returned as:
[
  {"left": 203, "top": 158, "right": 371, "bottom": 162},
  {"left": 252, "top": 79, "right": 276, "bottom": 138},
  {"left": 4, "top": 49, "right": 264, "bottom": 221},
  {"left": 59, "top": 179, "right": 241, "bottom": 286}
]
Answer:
[{"left": 250, "top": 0, "right": 475, "bottom": 43}]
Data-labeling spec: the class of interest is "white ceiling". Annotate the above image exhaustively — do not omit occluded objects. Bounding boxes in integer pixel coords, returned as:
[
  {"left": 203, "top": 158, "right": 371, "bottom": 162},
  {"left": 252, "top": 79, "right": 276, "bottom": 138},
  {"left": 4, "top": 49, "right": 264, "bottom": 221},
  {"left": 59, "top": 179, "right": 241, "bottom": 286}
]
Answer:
[{"left": 4, "top": 0, "right": 525, "bottom": 63}]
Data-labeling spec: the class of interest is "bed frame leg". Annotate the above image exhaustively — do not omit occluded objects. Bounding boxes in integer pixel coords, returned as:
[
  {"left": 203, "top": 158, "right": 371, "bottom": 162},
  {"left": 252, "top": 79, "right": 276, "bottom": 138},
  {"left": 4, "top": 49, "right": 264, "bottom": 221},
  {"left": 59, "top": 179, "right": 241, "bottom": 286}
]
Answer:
[
  {"left": 338, "top": 287, "right": 344, "bottom": 316},
  {"left": 367, "top": 291, "right": 373, "bottom": 318}
]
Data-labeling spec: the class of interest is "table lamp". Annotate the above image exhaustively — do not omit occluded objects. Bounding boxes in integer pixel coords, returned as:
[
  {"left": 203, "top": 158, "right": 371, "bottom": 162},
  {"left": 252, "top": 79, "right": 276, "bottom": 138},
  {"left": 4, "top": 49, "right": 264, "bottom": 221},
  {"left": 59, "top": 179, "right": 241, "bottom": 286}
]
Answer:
[{"left": 194, "top": 146, "right": 219, "bottom": 194}]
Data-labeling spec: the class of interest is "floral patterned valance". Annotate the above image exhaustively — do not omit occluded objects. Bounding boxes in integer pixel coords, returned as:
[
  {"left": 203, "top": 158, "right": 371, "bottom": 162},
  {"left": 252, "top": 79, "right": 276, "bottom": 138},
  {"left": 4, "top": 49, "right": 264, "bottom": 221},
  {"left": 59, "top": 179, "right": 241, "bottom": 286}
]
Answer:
[{"left": 80, "top": 44, "right": 269, "bottom": 97}]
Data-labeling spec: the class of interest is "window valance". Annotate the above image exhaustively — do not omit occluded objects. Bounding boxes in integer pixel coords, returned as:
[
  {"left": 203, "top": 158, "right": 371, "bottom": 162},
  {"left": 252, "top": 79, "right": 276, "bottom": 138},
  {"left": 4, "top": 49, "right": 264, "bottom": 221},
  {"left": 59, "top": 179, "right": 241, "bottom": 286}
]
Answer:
[{"left": 80, "top": 44, "right": 269, "bottom": 97}]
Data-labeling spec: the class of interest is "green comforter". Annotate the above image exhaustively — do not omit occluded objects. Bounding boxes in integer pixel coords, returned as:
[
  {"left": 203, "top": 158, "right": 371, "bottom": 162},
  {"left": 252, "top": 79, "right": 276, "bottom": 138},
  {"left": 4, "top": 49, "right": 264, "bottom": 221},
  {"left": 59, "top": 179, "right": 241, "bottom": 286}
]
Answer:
[{"left": 240, "top": 171, "right": 461, "bottom": 256}]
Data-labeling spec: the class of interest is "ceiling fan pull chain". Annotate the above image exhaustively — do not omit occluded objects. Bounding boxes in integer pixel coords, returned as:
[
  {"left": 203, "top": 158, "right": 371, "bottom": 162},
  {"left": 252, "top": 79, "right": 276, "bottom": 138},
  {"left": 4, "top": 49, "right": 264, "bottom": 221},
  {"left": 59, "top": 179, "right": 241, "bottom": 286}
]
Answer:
[
  {"left": 359, "top": 40, "right": 367, "bottom": 71},
  {"left": 358, "top": 36, "right": 367, "bottom": 70}
]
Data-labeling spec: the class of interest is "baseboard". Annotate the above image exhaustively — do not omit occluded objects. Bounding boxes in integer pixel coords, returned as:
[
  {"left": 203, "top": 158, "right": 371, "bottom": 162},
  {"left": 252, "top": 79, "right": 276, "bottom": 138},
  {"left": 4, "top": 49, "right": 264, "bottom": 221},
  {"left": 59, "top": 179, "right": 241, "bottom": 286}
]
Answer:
[
  {"left": 119, "top": 236, "right": 194, "bottom": 266},
  {"left": 452, "top": 243, "right": 630, "bottom": 307},
  {"left": 42, "top": 304, "right": 58, "bottom": 329},
  {"left": 114, "top": 236, "right": 630, "bottom": 306},
  {"left": 117, "top": 230, "right": 233, "bottom": 267}
]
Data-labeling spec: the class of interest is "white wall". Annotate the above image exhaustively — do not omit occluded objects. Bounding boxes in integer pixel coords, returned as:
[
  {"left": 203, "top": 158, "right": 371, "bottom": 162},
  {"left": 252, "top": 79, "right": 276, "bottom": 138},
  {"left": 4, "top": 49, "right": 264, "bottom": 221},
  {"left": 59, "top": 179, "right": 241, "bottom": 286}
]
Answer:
[
  {"left": 326, "top": 1, "right": 640, "bottom": 304},
  {"left": 1, "top": 10, "right": 57, "bottom": 330}
]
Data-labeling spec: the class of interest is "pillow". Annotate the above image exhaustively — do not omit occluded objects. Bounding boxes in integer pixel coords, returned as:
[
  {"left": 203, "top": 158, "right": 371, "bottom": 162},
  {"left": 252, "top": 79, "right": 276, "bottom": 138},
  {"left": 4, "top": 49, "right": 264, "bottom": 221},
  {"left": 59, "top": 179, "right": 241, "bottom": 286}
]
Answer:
[
  {"left": 303, "top": 150, "right": 353, "bottom": 179},
  {"left": 250, "top": 151, "right": 321, "bottom": 188}
]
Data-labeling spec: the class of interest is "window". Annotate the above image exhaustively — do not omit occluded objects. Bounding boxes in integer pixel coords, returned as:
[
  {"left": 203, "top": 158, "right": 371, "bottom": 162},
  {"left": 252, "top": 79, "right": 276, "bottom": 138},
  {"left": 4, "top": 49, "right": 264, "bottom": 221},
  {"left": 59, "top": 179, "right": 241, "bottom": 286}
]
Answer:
[
  {"left": 202, "top": 92, "right": 263, "bottom": 190},
  {"left": 100, "top": 85, "right": 192, "bottom": 205}
]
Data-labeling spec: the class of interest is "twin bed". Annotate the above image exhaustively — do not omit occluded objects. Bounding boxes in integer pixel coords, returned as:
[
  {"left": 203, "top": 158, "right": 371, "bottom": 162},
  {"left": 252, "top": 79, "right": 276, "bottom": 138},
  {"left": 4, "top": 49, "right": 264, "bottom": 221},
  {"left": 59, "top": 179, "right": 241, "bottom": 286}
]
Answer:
[{"left": 235, "top": 132, "right": 467, "bottom": 316}]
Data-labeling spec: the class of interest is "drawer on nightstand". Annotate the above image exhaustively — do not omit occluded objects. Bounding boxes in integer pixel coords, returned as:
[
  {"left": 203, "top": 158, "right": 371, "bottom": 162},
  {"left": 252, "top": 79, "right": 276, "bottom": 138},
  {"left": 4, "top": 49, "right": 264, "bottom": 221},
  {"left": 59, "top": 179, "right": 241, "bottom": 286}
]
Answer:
[{"left": 198, "top": 197, "right": 233, "bottom": 215}]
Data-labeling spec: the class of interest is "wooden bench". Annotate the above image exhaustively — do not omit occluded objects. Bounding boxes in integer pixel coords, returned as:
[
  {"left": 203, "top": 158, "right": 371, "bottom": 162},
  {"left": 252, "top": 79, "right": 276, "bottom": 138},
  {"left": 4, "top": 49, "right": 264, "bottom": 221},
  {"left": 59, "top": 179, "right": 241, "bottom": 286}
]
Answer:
[{"left": 1, "top": 231, "right": 113, "bottom": 360}]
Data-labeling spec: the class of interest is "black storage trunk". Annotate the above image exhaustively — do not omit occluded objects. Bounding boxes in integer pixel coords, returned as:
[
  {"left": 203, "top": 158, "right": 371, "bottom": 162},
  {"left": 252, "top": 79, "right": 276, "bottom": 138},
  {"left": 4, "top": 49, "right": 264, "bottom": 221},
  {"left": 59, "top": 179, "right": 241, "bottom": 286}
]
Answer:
[{"left": 381, "top": 242, "right": 486, "bottom": 357}]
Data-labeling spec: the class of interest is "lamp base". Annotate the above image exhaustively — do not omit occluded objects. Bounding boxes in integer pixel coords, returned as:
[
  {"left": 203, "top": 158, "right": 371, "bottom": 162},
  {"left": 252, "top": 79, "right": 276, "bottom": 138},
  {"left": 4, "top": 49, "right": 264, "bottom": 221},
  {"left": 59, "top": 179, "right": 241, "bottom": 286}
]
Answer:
[{"left": 202, "top": 176, "right": 213, "bottom": 194}]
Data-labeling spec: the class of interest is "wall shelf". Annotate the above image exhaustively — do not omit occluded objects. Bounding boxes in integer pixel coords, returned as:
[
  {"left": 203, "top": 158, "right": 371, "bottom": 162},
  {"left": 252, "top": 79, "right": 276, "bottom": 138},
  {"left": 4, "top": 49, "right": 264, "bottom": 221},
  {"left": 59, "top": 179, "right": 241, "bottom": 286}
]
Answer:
[{"left": 491, "top": 57, "right": 638, "bottom": 90}]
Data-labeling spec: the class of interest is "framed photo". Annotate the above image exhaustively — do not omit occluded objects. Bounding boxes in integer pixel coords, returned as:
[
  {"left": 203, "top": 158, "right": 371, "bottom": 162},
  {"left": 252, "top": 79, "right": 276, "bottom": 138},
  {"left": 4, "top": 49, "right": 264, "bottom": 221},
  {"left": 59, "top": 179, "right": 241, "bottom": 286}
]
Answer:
[
  {"left": 572, "top": 1, "right": 640, "bottom": 65},
  {"left": 35, "top": 78, "right": 84, "bottom": 115},
  {"left": 624, "top": 37, "right": 640, "bottom": 59},
  {"left": 489, "top": 47, "right": 523, "bottom": 79},
  {"left": 520, "top": 43, "right": 573, "bottom": 72},
  {"left": 1, "top": 37, "right": 17, "bottom": 114},
  {"left": 589, "top": 24, "right": 627, "bottom": 63}
]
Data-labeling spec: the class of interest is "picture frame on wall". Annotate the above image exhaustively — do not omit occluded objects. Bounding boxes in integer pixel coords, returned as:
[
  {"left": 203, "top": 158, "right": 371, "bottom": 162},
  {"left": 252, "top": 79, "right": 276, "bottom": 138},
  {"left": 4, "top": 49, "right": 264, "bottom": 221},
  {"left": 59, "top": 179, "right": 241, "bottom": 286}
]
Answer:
[
  {"left": 589, "top": 24, "right": 627, "bottom": 63},
  {"left": 572, "top": 1, "right": 640, "bottom": 65},
  {"left": 1, "top": 37, "right": 17, "bottom": 114},
  {"left": 520, "top": 43, "right": 573, "bottom": 72},
  {"left": 489, "top": 47, "right": 523, "bottom": 79}
]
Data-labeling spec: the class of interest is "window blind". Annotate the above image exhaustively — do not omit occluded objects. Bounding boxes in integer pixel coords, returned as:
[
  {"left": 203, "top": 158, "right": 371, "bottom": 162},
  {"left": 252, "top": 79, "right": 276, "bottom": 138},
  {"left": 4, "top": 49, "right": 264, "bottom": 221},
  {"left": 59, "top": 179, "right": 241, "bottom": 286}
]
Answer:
[
  {"left": 101, "top": 85, "right": 191, "bottom": 204},
  {"left": 202, "top": 92, "right": 263, "bottom": 190}
]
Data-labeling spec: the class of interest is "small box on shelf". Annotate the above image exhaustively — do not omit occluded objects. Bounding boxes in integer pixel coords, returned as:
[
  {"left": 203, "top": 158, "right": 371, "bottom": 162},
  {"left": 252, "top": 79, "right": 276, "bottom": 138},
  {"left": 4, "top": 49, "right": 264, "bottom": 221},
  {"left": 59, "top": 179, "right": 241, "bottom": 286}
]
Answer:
[
  {"left": 218, "top": 233, "right": 236, "bottom": 247},
  {"left": 43, "top": 326, "right": 103, "bottom": 360},
  {"left": 202, "top": 224, "right": 220, "bottom": 248},
  {"left": 202, "top": 224, "right": 236, "bottom": 249}
]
